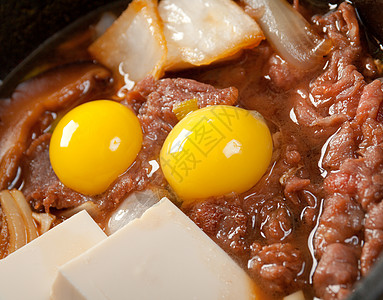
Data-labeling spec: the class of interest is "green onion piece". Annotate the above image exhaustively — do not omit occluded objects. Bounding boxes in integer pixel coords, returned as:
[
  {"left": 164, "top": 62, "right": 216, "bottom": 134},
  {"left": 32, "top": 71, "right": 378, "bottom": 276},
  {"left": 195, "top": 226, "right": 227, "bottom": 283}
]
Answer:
[{"left": 173, "top": 98, "right": 199, "bottom": 121}]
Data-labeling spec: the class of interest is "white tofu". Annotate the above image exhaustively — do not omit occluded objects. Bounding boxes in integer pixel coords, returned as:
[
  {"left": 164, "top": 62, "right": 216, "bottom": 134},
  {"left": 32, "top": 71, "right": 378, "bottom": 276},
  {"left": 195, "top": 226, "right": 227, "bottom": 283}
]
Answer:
[
  {"left": 0, "top": 210, "right": 106, "bottom": 300},
  {"left": 51, "top": 198, "right": 257, "bottom": 300}
]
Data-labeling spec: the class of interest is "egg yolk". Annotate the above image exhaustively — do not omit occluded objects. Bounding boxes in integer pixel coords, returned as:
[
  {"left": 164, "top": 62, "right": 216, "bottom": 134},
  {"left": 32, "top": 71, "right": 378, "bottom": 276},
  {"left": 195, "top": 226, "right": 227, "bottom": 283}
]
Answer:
[
  {"left": 49, "top": 100, "right": 142, "bottom": 195},
  {"left": 160, "top": 105, "right": 273, "bottom": 203}
]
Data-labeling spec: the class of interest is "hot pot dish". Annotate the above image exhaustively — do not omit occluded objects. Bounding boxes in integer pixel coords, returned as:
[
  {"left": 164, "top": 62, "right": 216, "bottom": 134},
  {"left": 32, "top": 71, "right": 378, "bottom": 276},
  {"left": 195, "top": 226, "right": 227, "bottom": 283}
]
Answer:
[{"left": 0, "top": 0, "right": 382, "bottom": 299}]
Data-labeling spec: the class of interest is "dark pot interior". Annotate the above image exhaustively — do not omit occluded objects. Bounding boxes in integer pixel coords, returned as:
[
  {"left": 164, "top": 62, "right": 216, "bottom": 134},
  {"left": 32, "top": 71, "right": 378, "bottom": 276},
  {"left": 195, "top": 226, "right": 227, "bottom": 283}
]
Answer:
[{"left": 0, "top": 0, "right": 115, "bottom": 81}]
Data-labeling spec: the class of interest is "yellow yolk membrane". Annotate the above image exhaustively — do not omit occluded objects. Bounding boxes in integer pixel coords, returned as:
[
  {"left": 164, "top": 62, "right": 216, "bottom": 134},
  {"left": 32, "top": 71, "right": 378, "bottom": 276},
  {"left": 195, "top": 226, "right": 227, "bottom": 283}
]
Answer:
[
  {"left": 49, "top": 100, "right": 142, "bottom": 195},
  {"left": 160, "top": 105, "right": 273, "bottom": 204}
]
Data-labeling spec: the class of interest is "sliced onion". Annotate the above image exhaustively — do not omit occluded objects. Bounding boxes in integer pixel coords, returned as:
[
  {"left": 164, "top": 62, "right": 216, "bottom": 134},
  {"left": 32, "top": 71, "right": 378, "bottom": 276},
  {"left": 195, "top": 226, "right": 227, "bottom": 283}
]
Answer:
[
  {"left": 242, "top": 0, "right": 332, "bottom": 69},
  {"left": 32, "top": 212, "right": 56, "bottom": 235},
  {"left": 10, "top": 189, "right": 38, "bottom": 242},
  {"left": 0, "top": 190, "right": 27, "bottom": 253},
  {"left": 58, "top": 201, "right": 102, "bottom": 220},
  {"left": 106, "top": 190, "right": 161, "bottom": 235},
  {"left": 159, "top": 0, "right": 264, "bottom": 70},
  {"left": 89, "top": 0, "right": 167, "bottom": 83}
]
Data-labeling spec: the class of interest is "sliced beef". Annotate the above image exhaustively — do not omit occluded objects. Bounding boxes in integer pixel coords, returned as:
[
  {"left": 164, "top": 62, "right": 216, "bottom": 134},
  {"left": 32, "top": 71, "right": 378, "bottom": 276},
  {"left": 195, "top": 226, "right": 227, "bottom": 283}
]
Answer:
[
  {"left": 313, "top": 87, "right": 383, "bottom": 298},
  {"left": 186, "top": 197, "right": 250, "bottom": 258},
  {"left": 360, "top": 118, "right": 383, "bottom": 151},
  {"left": 310, "top": 3, "right": 364, "bottom": 119},
  {"left": 322, "top": 122, "right": 357, "bottom": 170},
  {"left": 313, "top": 243, "right": 359, "bottom": 300},
  {"left": 301, "top": 3, "right": 383, "bottom": 298},
  {"left": 316, "top": 139, "right": 383, "bottom": 297},
  {"left": 355, "top": 80, "right": 383, "bottom": 124},
  {"left": 361, "top": 201, "right": 383, "bottom": 275},
  {"left": 259, "top": 200, "right": 293, "bottom": 242},
  {"left": 266, "top": 53, "right": 306, "bottom": 92},
  {"left": 325, "top": 145, "right": 383, "bottom": 210},
  {"left": 283, "top": 176, "right": 311, "bottom": 205},
  {"left": 248, "top": 243, "right": 304, "bottom": 294},
  {"left": 314, "top": 194, "right": 364, "bottom": 258}
]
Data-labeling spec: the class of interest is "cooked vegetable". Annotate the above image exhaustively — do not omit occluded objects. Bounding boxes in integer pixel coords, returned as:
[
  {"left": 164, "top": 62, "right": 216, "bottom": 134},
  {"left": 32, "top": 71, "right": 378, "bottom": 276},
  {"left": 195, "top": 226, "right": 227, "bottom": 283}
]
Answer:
[
  {"left": 0, "top": 190, "right": 27, "bottom": 253},
  {"left": 106, "top": 190, "right": 161, "bottom": 235},
  {"left": 32, "top": 212, "right": 55, "bottom": 235},
  {"left": 0, "top": 189, "right": 38, "bottom": 254},
  {"left": 89, "top": 0, "right": 265, "bottom": 83},
  {"left": 159, "top": 0, "right": 264, "bottom": 70},
  {"left": 242, "top": 0, "right": 332, "bottom": 69},
  {"left": 10, "top": 189, "right": 38, "bottom": 242},
  {"left": 172, "top": 98, "right": 199, "bottom": 121},
  {"left": 89, "top": 0, "right": 167, "bottom": 83},
  {"left": 58, "top": 202, "right": 101, "bottom": 220}
]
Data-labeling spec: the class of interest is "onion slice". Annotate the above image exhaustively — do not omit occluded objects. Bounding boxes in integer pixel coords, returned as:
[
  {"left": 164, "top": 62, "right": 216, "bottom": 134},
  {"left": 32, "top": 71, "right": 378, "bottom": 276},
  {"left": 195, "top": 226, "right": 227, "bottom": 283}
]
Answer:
[
  {"left": 58, "top": 201, "right": 101, "bottom": 220},
  {"left": 32, "top": 212, "right": 56, "bottom": 235},
  {"left": 0, "top": 189, "right": 39, "bottom": 254},
  {"left": 0, "top": 190, "right": 27, "bottom": 253},
  {"left": 242, "top": 0, "right": 332, "bottom": 69},
  {"left": 10, "top": 189, "right": 38, "bottom": 242},
  {"left": 106, "top": 190, "right": 161, "bottom": 235}
]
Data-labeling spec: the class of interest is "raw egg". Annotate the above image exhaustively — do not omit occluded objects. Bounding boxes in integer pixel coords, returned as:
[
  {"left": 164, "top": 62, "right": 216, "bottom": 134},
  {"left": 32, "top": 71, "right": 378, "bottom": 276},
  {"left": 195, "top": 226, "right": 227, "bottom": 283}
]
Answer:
[
  {"left": 49, "top": 100, "right": 142, "bottom": 195},
  {"left": 160, "top": 105, "right": 273, "bottom": 203}
]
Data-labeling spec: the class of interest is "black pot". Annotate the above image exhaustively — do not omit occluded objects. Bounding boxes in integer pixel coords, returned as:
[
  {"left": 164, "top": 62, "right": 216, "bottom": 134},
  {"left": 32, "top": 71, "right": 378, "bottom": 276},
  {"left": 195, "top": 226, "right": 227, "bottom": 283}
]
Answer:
[
  {"left": 0, "top": 0, "right": 131, "bottom": 97},
  {"left": 0, "top": 0, "right": 116, "bottom": 80}
]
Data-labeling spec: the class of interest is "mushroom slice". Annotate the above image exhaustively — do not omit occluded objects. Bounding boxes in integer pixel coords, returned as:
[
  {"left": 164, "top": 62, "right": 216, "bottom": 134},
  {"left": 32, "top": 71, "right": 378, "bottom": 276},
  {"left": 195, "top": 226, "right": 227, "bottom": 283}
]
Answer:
[
  {"left": 159, "top": 0, "right": 264, "bottom": 70},
  {"left": 89, "top": 0, "right": 167, "bottom": 83}
]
